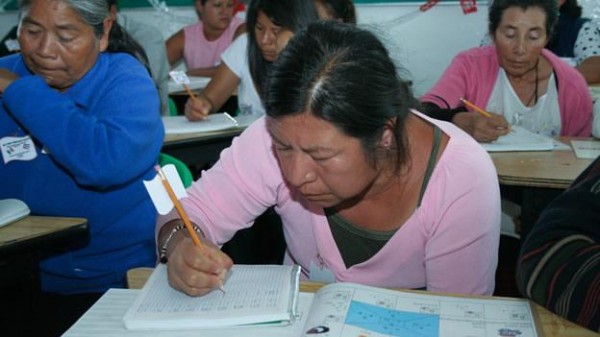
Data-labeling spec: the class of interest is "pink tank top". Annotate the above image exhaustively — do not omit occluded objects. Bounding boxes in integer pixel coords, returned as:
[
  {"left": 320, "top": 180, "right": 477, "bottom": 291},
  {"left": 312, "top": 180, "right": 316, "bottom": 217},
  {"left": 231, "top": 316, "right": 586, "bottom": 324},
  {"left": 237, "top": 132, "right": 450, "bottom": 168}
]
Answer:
[{"left": 183, "top": 17, "right": 244, "bottom": 70}]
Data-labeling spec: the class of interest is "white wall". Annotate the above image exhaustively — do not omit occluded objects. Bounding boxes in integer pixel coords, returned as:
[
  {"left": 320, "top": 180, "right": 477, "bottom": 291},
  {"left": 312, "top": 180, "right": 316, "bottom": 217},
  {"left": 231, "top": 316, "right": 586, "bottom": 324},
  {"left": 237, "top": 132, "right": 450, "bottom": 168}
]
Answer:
[{"left": 1, "top": 1, "right": 597, "bottom": 96}]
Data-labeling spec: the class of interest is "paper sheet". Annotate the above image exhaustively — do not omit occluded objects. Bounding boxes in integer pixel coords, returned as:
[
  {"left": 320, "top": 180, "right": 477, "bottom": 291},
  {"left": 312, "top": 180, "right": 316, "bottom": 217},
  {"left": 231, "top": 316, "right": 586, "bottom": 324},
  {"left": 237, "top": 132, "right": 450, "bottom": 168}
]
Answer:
[
  {"left": 571, "top": 140, "right": 600, "bottom": 159},
  {"left": 162, "top": 114, "right": 239, "bottom": 134}
]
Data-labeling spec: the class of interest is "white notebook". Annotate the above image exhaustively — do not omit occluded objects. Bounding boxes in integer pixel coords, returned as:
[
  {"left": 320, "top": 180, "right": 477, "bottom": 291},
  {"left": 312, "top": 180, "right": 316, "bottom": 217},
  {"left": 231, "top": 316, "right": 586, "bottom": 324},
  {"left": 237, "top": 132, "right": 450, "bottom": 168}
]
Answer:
[
  {"left": 123, "top": 264, "right": 301, "bottom": 330},
  {"left": 480, "top": 126, "right": 555, "bottom": 152}
]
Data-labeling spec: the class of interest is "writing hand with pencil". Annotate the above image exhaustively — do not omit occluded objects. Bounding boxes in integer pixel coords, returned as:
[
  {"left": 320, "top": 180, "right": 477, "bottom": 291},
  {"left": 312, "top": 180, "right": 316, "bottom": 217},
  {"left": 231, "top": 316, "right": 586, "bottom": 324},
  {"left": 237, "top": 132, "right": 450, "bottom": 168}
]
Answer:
[
  {"left": 154, "top": 164, "right": 231, "bottom": 296},
  {"left": 454, "top": 98, "right": 511, "bottom": 143},
  {"left": 162, "top": 223, "right": 233, "bottom": 297},
  {"left": 184, "top": 92, "right": 213, "bottom": 121}
]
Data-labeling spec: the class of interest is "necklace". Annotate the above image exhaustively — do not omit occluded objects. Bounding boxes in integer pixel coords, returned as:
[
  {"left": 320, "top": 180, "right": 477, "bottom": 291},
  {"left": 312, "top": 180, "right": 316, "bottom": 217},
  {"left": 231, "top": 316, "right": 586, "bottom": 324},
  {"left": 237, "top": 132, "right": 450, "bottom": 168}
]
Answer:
[{"left": 525, "top": 57, "right": 540, "bottom": 107}]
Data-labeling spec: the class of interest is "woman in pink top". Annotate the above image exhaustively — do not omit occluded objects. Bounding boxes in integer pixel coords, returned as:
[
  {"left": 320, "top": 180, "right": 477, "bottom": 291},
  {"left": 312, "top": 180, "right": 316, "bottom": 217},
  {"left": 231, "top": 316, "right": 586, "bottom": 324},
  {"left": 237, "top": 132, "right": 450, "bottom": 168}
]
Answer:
[
  {"left": 157, "top": 22, "right": 501, "bottom": 297},
  {"left": 166, "top": 0, "right": 246, "bottom": 78},
  {"left": 421, "top": 0, "right": 592, "bottom": 142}
]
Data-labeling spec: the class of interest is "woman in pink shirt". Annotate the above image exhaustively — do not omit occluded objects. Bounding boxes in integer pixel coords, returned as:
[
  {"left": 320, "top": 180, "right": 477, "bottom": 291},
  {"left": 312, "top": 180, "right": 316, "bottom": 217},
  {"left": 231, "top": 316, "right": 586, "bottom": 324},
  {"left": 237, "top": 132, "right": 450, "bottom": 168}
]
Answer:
[
  {"left": 166, "top": 0, "right": 246, "bottom": 78},
  {"left": 157, "top": 21, "right": 501, "bottom": 297},
  {"left": 421, "top": 0, "right": 592, "bottom": 142}
]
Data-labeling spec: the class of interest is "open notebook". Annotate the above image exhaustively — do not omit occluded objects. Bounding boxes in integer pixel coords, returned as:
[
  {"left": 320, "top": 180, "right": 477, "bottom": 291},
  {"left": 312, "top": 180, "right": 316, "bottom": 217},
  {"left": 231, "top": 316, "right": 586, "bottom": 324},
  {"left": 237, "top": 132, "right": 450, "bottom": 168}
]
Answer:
[
  {"left": 480, "top": 126, "right": 556, "bottom": 152},
  {"left": 123, "top": 264, "right": 301, "bottom": 330},
  {"left": 67, "top": 282, "right": 543, "bottom": 337}
]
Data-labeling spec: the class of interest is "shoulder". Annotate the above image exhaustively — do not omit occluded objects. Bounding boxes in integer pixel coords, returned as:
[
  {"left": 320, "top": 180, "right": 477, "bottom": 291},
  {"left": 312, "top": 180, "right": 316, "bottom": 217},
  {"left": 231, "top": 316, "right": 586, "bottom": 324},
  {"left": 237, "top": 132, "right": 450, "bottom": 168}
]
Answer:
[
  {"left": 447, "top": 46, "right": 499, "bottom": 74},
  {"left": 0, "top": 53, "right": 23, "bottom": 71},
  {"left": 222, "top": 33, "right": 248, "bottom": 62},
  {"left": 103, "top": 53, "right": 152, "bottom": 81}
]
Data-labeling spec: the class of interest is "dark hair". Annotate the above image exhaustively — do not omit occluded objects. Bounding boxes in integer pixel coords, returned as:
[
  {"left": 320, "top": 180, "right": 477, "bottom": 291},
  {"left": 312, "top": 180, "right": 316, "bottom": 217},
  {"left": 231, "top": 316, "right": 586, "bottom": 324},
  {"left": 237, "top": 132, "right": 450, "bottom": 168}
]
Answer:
[
  {"left": 559, "top": 0, "right": 582, "bottom": 18},
  {"left": 265, "top": 21, "right": 416, "bottom": 171},
  {"left": 246, "top": 0, "right": 319, "bottom": 96},
  {"left": 488, "top": 0, "right": 558, "bottom": 37},
  {"left": 315, "top": 0, "right": 357, "bottom": 24}
]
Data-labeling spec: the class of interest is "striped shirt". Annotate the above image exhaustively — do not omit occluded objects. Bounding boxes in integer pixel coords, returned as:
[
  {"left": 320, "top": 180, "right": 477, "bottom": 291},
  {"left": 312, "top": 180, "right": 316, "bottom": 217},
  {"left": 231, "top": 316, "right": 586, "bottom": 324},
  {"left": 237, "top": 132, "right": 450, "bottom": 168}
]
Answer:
[{"left": 517, "top": 156, "right": 600, "bottom": 332}]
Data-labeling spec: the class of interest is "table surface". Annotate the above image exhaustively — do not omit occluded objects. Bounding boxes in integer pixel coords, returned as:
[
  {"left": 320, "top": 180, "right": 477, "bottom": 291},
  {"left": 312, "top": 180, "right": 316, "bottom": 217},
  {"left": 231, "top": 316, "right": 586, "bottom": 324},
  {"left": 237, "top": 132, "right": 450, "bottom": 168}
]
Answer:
[
  {"left": 126, "top": 267, "right": 599, "bottom": 337},
  {"left": 0, "top": 215, "right": 88, "bottom": 256},
  {"left": 490, "top": 138, "right": 596, "bottom": 189}
]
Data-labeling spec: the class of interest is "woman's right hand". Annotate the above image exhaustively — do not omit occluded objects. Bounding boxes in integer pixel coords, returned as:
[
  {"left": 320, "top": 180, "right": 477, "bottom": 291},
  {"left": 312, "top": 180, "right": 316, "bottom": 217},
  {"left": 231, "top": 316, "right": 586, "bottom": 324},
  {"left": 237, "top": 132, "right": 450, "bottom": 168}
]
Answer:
[
  {"left": 166, "top": 235, "right": 233, "bottom": 297},
  {"left": 184, "top": 95, "right": 213, "bottom": 121},
  {"left": 453, "top": 112, "right": 511, "bottom": 143}
]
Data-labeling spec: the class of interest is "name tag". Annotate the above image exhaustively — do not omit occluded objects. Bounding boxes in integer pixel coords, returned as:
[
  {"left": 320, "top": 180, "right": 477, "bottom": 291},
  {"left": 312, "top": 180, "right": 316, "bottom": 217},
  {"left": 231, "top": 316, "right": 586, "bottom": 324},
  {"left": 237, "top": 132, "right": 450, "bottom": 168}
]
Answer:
[
  {"left": 4, "top": 39, "right": 20, "bottom": 52},
  {"left": 1, "top": 135, "right": 37, "bottom": 163}
]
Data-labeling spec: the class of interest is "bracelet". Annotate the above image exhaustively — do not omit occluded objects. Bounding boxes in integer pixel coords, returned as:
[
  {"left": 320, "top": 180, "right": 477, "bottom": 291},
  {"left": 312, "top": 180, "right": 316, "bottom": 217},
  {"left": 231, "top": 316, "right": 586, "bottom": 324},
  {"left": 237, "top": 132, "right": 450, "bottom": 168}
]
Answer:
[{"left": 158, "top": 222, "right": 205, "bottom": 263}]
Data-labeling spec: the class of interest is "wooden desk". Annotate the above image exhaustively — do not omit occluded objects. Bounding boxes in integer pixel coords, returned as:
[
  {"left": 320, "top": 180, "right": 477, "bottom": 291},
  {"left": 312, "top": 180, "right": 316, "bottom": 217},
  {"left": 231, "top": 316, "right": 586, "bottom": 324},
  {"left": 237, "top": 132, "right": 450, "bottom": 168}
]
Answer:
[
  {"left": 490, "top": 145, "right": 593, "bottom": 189},
  {"left": 0, "top": 215, "right": 88, "bottom": 255},
  {"left": 126, "top": 267, "right": 598, "bottom": 337}
]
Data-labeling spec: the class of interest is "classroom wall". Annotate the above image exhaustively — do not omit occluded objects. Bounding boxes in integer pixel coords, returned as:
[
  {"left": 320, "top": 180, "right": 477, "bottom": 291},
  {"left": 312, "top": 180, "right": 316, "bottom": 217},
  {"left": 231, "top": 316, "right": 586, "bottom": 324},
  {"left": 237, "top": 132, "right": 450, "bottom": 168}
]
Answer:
[{"left": 0, "top": 2, "right": 597, "bottom": 96}]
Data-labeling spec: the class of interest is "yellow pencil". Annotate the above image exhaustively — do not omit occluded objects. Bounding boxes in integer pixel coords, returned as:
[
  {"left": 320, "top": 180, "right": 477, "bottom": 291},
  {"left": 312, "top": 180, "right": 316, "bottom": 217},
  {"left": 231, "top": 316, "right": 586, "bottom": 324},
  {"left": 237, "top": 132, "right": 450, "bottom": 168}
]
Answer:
[
  {"left": 155, "top": 165, "right": 226, "bottom": 293},
  {"left": 460, "top": 97, "right": 492, "bottom": 118},
  {"left": 155, "top": 165, "right": 203, "bottom": 249},
  {"left": 183, "top": 84, "right": 200, "bottom": 103}
]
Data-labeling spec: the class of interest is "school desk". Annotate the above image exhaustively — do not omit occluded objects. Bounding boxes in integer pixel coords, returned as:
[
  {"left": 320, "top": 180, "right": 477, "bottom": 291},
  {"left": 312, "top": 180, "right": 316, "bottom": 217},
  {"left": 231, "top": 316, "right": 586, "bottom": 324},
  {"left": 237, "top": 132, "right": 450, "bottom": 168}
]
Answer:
[
  {"left": 0, "top": 216, "right": 89, "bottom": 334},
  {"left": 125, "top": 267, "right": 599, "bottom": 337},
  {"left": 490, "top": 138, "right": 594, "bottom": 189},
  {"left": 489, "top": 137, "right": 596, "bottom": 238}
]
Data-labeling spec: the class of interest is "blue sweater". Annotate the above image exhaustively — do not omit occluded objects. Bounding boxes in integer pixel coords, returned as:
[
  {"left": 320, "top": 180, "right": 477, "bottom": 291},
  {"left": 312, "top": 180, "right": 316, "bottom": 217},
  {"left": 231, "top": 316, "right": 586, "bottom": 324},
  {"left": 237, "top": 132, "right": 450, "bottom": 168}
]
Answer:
[{"left": 0, "top": 52, "right": 164, "bottom": 294}]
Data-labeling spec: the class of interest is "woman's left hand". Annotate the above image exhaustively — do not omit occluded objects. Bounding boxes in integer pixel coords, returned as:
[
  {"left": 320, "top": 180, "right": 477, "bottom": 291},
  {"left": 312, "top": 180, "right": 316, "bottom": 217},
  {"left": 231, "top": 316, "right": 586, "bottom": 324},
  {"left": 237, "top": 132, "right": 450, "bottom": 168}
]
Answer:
[{"left": 0, "top": 69, "right": 19, "bottom": 93}]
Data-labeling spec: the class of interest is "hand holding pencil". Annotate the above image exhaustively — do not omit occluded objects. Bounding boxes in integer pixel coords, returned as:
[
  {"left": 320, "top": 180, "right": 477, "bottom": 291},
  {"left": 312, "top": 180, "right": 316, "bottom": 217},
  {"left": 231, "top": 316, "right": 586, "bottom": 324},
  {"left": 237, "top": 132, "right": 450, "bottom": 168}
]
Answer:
[
  {"left": 456, "top": 98, "right": 511, "bottom": 143},
  {"left": 156, "top": 166, "right": 231, "bottom": 296}
]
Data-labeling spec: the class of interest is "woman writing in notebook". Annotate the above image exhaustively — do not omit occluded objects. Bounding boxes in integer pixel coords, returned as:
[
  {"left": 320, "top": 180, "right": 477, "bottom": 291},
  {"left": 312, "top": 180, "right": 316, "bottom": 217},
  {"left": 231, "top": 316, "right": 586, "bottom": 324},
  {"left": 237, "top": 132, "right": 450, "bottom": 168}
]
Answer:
[
  {"left": 421, "top": 0, "right": 592, "bottom": 143},
  {"left": 0, "top": 0, "right": 163, "bottom": 334},
  {"left": 157, "top": 21, "right": 501, "bottom": 297},
  {"left": 165, "top": 0, "right": 246, "bottom": 78},
  {"left": 183, "top": 0, "right": 319, "bottom": 119}
]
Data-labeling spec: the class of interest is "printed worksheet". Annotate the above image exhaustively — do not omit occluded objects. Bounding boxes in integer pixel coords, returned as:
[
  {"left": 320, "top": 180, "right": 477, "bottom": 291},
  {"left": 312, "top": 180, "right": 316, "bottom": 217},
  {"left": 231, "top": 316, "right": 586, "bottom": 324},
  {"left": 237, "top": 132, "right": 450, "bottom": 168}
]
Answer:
[{"left": 302, "top": 283, "right": 541, "bottom": 337}]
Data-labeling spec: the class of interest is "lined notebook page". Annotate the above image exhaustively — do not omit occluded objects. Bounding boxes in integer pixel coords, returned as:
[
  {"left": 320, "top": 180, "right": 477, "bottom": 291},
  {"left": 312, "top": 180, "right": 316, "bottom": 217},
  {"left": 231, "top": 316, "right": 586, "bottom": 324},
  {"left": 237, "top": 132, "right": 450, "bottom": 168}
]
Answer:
[{"left": 123, "top": 264, "right": 300, "bottom": 330}]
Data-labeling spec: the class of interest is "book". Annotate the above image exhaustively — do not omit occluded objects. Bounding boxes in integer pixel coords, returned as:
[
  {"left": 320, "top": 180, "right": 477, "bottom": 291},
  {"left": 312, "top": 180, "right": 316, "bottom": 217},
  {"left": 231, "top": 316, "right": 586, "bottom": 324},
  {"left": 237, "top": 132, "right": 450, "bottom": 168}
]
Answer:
[
  {"left": 480, "top": 125, "right": 555, "bottom": 152},
  {"left": 68, "top": 279, "right": 543, "bottom": 337},
  {"left": 123, "top": 264, "right": 301, "bottom": 330}
]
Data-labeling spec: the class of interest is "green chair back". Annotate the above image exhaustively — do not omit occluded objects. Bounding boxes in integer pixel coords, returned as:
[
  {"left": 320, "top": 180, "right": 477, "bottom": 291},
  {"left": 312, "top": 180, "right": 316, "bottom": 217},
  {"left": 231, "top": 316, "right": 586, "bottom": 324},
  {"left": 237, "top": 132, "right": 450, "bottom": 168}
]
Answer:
[
  {"left": 168, "top": 97, "right": 178, "bottom": 116},
  {"left": 158, "top": 153, "right": 193, "bottom": 188}
]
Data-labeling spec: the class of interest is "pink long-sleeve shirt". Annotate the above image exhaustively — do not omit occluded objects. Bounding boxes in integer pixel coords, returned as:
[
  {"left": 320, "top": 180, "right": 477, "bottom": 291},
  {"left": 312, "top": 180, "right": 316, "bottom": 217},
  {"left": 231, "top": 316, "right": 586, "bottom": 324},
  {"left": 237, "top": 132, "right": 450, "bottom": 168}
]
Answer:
[
  {"left": 421, "top": 46, "right": 592, "bottom": 136},
  {"left": 159, "top": 111, "right": 501, "bottom": 295}
]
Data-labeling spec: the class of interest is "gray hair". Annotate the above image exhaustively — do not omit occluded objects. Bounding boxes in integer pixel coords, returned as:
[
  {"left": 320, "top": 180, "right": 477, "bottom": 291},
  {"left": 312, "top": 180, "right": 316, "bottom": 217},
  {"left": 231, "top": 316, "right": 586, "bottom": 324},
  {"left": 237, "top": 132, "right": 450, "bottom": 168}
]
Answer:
[{"left": 19, "top": 0, "right": 110, "bottom": 38}]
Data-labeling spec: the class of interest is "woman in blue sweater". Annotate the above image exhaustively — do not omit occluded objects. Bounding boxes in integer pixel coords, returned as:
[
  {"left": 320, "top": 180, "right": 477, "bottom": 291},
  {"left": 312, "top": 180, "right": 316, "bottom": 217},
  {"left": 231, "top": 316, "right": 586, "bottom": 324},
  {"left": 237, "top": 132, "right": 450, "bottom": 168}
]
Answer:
[{"left": 0, "top": 0, "right": 163, "bottom": 334}]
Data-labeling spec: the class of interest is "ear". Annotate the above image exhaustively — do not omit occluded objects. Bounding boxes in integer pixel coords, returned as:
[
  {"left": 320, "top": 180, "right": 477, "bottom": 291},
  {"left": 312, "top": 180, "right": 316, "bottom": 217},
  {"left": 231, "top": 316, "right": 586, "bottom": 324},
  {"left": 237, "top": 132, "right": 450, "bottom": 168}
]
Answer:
[
  {"left": 99, "top": 17, "right": 113, "bottom": 52},
  {"left": 379, "top": 118, "right": 396, "bottom": 149}
]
